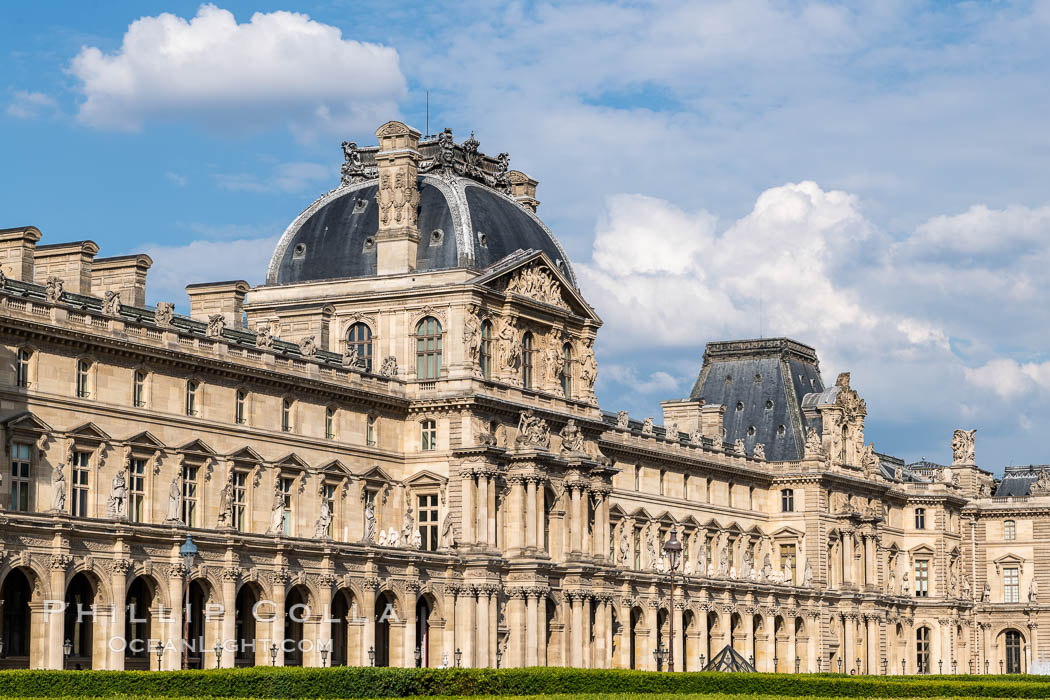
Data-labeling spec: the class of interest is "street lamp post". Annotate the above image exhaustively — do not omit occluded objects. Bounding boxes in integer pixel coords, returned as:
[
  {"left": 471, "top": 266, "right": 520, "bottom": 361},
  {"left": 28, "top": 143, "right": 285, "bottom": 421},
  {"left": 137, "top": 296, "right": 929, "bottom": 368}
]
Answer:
[
  {"left": 985, "top": 659, "right": 989, "bottom": 674},
  {"left": 699, "top": 653, "right": 706, "bottom": 670},
  {"left": 320, "top": 646, "right": 329, "bottom": 668},
  {"left": 154, "top": 640, "right": 163, "bottom": 670},
  {"left": 856, "top": 657, "right": 861, "bottom": 675},
  {"left": 939, "top": 659, "right": 943, "bottom": 674},
  {"left": 836, "top": 656, "right": 841, "bottom": 673},
  {"left": 901, "top": 658, "right": 906, "bottom": 675},
  {"left": 214, "top": 640, "right": 222, "bottom": 669},
  {"left": 415, "top": 645, "right": 422, "bottom": 668},
  {"left": 454, "top": 648, "right": 462, "bottom": 667},
  {"left": 179, "top": 535, "right": 198, "bottom": 670},
  {"left": 63, "top": 639, "right": 73, "bottom": 670},
  {"left": 270, "top": 643, "right": 278, "bottom": 666},
  {"left": 369, "top": 646, "right": 376, "bottom": 667},
  {"left": 881, "top": 657, "right": 888, "bottom": 675},
  {"left": 952, "top": 659, "right": 957, "bottom": 675},
  {"left": 653, "top": 643, "right": 667, "bottom": 671},
  {"left": 796, "top": 657, "right": 801, "bottom": 674},
  {"left": 1000, "top": 659, "right": 1004, "bottom": 674},
  {"left": 662, "top": 528, "right": 682, "bottom": 672},
  {"left": 774, "top": 655, "right": 780, "bottom": 673},
  {"left": 969, "top": 658, "right": 974, "bottom": 674},
  {"left": 496, "top": 647, "right": 502, "bottom": 669}
]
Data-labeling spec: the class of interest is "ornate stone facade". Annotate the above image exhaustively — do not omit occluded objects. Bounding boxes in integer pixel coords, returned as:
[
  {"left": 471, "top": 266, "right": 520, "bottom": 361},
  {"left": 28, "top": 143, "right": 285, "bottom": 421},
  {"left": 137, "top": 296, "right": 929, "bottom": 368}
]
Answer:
[{"left": 0, "top": 123, "right": 1041, "bottom": 676}]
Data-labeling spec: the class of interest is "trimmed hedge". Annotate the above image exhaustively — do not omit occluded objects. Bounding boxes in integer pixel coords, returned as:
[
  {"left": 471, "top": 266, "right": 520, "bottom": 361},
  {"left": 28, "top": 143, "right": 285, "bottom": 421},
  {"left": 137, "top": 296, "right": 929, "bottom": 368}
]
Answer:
[{"left": 1, "top": 667, "right": 1050, "bottom": 698}]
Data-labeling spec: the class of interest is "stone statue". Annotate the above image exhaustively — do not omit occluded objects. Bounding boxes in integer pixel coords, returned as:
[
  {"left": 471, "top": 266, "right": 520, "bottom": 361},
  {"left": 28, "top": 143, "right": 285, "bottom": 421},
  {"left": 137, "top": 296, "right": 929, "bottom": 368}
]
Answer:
[
  {"left": 894, "top": 465, "right": 903, "bottom": 482},
  {"left": 641, "top": 417, "right": 654, "bottom": 435},
  {"left": 497, "top": 317, "right": 521, "bottom": 374},
  {"left": 982, "top": 582, "right": 990, "bottom": 602},
  {"left": 217, "top": 474, "right": 234, "bottom": 528},
  {"left": 559, "top": 419, "right": 585, "bottom": 454},
  {"left": 1031, "top": 469, "right": 1050, "bottom": 496},
  {"left": 717, "top": 540, "right": 730, "bottom": 577},
  {"left": 1030, "top": 578, "right": 1039, "bottom": 603},
  {"left": 464, "top": 306, "right": 482, "bottom": 371},
  {"left": 107, "top": 467, "right": 127, "bottom": 518},
  {"left": 377, "top": 529, "right": 387, "bottom": 546},
  {"left": 544, "top": 329, "right": 565, "bottom": 384},
  {"left": 889, "top": 569, "right": 896, "bottom": 595},
  {"left": 516, "top": 409, "right": 550, "bottom": 449},
  {"left": 314, "top": 499, "right": 332, "bottom": 539},
  {"left": 697, "top": 539, "right": 708, "bottom": 575},
  {"left": 411, "top": 530, "right": 422, "bottom": 548},
  {"left": 207, "top": 314, "right": 226, "bottom": 338},
  {"left": 761, "top": 553, "right": 773, "bottom": 581},
  {"left": 102, "top": 290, "right": 122, "bottom": 316},
  {"left": 741, "top": 547, "right": 753, "bottom": 579},
  {"left": 665, "top": 422, "right": 678, "bottom": 441},
  {"left": 861, "top": 443, "right": 880, "bottom": 477},
  {"left": 364, "top": 499, "right": 377, "bottom": 543},
  {"left": 579, "top": 339, "right": 597, "bottom": 390},
  {"left": 165, "top": 475, "right": 182, "bottom": 524},
  {"left": 45, "top": 276, "right": 64, "bottom": 303},
  {"left": 690, "top": 429, "right": 703, "bottom": 445},
  {"left": 154, "top": 301, "right": 175, "bottom": 327},
  {"left": 803, "top": 559, "right": 814, "bottom": 586},
  {"left": 342, "top": 344, "right": 365, "bottom": 369},
  {"left": 707, "top": 562, "right": 714, "bottom": 576},
  {"left": 646, "top": 527, "right": 658, "bottom": 570},
  {"left": 804, "top": 427, "right": 823, "bottom": 458},
  {"left": 619, "top": 526, "right": 630, "bottom": 563},
  {"left": 734, "top": 438, "right": 745, "bottom": 454},
  {"left": 977, "top": 482, "right": 989, "bottom": 497},
  {"left": 962, "top": 574, "right": 971, "bottom": 599},
  {"left": 949, "top": 570, "right": 958, "bottom": 596},
  {"left": 379, "top": 355, "right": 398, "bottom": 377},
  {"left": 387, "top": 526, "right": 399, "bottom": 547},
  {"left": 266, "top": 489, "right": 285, "bottom": 535},
  {"left": 402, "top": 506, "right": 415, "bottom": 544},
  {"left": 753, "top": 443, "right": 766, "bottom": 459},
  {"left": 952, "top": 429, "right": 976, "bottom": 465},
  {"left": 340, "top": 141, "right": 366, "bottom": 185},
  {"left": 50, "top": 463, "right": 67, "bottom": 511},
  {"left": 298, "top": 336, "right": 317, "bottom": 357},
  {"left": 902, "top": 570, "right": 910, "bottom": 596},
  {"left": 616, "top": 410, "right": 629, "bottom": 429},
  {"left": 783, "top": 561, "right": 793, "bottom": 585},
  {"left": 256, "top": 324, "right": 275, "bottom": 348},
  {"left": 440, "top": 511, "right": 457, "bottom": 549}
]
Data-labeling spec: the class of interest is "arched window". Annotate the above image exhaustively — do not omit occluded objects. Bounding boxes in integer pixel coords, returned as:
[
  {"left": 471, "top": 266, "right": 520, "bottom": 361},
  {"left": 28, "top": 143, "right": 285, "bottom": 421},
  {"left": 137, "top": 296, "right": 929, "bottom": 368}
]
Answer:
[
  {"left": 560, "top": 343, "right": 573, "bottom": 397},
  {"left": 915, "top": 626, "right": 930, "bottom": 673},
  {"left": 185, "top": 380, "right": 199, "bottom": 416},
  {"left": 415, "top": 317, "right": 442, "bottom": 380},
  {"left": 1004, "top": 519, "right": 1016, "bottom": 541},
  {"left": 480, "top": 320, "right": 493, "bottom": 379},
  {"left": 76, "top": 359, "right": 91, "bottom": 398},
  {"left": 346, "top": 322, "right": 373, "bottom": 371},
  {"left": 133, "top": 370, "right": 147, "bottom": 407},
  {"left": 16, "top": 348, "right": 31, "bottom": 388},
  {"left": 521, "top": 332, "right": 534, "bottom": 388},
  {"left": 1005, "top": 630, "right": 1024, "bottom": 673}
]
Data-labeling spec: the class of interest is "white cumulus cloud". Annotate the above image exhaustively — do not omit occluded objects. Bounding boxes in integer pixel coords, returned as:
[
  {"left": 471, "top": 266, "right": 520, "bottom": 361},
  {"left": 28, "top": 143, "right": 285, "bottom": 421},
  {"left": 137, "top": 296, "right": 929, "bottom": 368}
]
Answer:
[{"left": 69, "top": 4, "right": 406, "bottom": 138}]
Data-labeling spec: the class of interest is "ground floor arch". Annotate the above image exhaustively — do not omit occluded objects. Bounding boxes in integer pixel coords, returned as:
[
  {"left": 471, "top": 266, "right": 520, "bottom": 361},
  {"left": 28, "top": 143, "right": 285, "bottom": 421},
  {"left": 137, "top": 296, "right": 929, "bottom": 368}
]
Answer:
[
  {"left": 235, "top": 582, "right": 262, "bottom": 667},
  {"left": 124, "top": 575, "right": 157, "bottom": 670},
  {"left": 0, "top": 569, "right": 33, "bottom": 669}
]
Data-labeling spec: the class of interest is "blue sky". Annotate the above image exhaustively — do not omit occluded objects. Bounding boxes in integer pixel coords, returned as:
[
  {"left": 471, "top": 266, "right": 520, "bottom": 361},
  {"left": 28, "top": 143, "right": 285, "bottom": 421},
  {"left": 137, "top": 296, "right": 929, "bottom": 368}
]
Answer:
[{"left": 3, "top": 1, "right": 1050, "bottom": 472}]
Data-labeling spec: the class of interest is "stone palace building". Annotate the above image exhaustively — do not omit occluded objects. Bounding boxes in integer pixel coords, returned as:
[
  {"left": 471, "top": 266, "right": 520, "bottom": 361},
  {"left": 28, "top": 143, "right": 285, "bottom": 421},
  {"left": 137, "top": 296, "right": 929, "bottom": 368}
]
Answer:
[{"left": 0, "top": 121, "right": 1044, "bottom": 675}]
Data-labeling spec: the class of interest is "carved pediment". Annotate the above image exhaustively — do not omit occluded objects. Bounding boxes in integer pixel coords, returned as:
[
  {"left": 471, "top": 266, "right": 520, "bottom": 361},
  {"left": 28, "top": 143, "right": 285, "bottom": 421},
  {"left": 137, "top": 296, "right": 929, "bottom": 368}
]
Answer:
[
  {"left": 125, "top": 431, "right": 165, "bottom": 451},
  {"left": 68, "top": 422, "right": 111, "bottom": 443},
  {"left": 228, "top": 446, "right": 265, "bottom": 464},
  {"left": 177, "top": 439, "right": 216, "bottom": 457},
  {"left": 4, "top": 411, "right": 53, "bottom": 436},
  {"left": 274, "top": 453, "right": 310, "bottom": 471},
  {"left": 404, "top": 469, "right": 447, "bottom": 488},
  {"left": 994, "top": 553, "right": 1025, "bottom": 575},
  {"left": 358, "top": 463, "right": 395, "bottom": 484},
  {"left": 474, "top": 250, "right": 599, "bottom": 321},
  {"left": 770, "top": 526, "right": 805, "bottom": 539},
  {"left": 317, "top": 459, "right": 352, "bottom": 479}
]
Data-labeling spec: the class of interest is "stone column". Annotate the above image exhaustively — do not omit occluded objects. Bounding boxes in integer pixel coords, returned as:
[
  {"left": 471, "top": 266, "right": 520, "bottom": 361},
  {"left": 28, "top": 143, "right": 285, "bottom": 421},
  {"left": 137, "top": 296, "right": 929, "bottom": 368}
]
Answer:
[
  {"left": 536, "top": 590, "right": 547, "bottom": 666},
  {"left": 508, "top": 590, "right": 525, "bottom": 668},
  {"left": 403, "top": 586, "right": 417, "bottom": 669},
  {"left": 740, "top": 609, "right": 753, "bottom": 669},
  {"left": 165, "top": 565, "right": 186, "bottom": 670},
  {"left": 487, "top": 475, "right": 498, "bottom": 547},
  {"left": 843, "top": 533, "right": 854, "bottom": 587},
  {"left": 867, "top": 615, "right": 878, "bottom": 674},
  {"left": 569, "top": 593, "right": 583, "bottom": 667},
  {"left": 843, "top": 615, "right": 855, "bottom": 673},
  {"left": 765, "top": 613, "right": 776, "bottom": 672},
  {"left": 680, "top": 604, "right": 688, "bottom": 671},
  {"left": 866, "top": 536, "right": 876, "bottom": 588},
  {"left": 619, "top": 599, "right": 633, "bottom": 669},
  {"left": 318, "top": 576, "right": 335, "bottom": 668},
  {"left": 525, "top": 479, "right": 538, "bottom": 549},
  {"left": 583, "top": 595, "right": 593, "bottom": 668},
  {"left": 697, "top": 608, "right": 709, "bottom": 669},
  {"left": 461, "top": 471, "right": 475, "bottom": 544},
  {"left": 808, "top": 613, "right": 819, "bottom": 672},
  {"left": 525, "top": 591, "right": 539, "bottom": 666},
  {"left": 570, "top": 486, "right": 582, "bottom": 553},
  {"left": 220, "top": 569, "right": 238, "bottom": 668},
  {"left": 362, "top": 579, "right": 376, "bottom": 667},
  {"left": 1029, "top": 623, "right": 1039, "bottom": 671},
  {"left": 509, "top": 477, "right": 524, "bottom": 551},
  {"left": 443, "top": 586, "right": 457, "bottom": 668},
  {"left": 271, "top": 571, "right": 288, "bottom": 666},
  {"left": 645, "top": 603, "right": 658, "bottom": 670},
  {"left": 476, "top": 587, "right": 490, "bottom": 668},
  {"left": 489, "top": 591, "right": 498, "bottom": 667},
  {"left": 599, "top": 494, "right": 610, "bottom": 560},
  {"left": 536, "top": 481, "right": 547, "bottom": 552},
  {"left": 477, "top": 473, "right": 489, "bottom": 548},
  {"left": 459, "top": 588, "right": 475, "bottom": 667},
  {"left": 109, "top": 560, "right": 131, "bottom": 670},
  {"left": 581, "top": 490, "right": 591, "bottom": 556},
  {"left": 787, "top": 614, "right": 797, "bottom": 673}
]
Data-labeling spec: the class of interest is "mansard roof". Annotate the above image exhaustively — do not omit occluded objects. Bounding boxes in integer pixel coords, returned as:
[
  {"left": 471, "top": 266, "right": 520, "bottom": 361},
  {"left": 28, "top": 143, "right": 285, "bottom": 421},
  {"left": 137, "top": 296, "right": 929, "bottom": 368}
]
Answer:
[{"left": 994, "top": 465, "right": 1050, "bottom": 498}]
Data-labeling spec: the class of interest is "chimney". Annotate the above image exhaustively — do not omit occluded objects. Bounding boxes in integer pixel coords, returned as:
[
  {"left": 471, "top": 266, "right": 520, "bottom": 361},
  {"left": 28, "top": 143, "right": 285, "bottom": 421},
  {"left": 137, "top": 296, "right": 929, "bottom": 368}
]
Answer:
[
  {"left": 700, "top": 403, "right": 726, "bottom": 441},
  {"left": 508, "top": 170, "right": 540, "bottom": 212},
  {"left": 661, "top": 399, "right": 704, "bottom": 436},
  {"left": 373, "top": 120, "right": 422, "bottom": 275},
  {"left": 185, "top": 280, "right": 250, "bottom": 328},
  {"left": 92, "top": 254, "right": 153, "bottom": 307},
  {"left": 33, "top": 240, "right": 99, "bottom": 294},
  {"left": 0, "top": 226, "right": 42, "bottom": 282}
]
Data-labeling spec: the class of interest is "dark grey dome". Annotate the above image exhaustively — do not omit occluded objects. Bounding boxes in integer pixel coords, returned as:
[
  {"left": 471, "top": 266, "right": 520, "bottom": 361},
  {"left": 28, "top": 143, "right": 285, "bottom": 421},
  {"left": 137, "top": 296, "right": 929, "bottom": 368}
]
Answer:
[{"left": 266, "top": 175, "right": 576, "bottom": 286}]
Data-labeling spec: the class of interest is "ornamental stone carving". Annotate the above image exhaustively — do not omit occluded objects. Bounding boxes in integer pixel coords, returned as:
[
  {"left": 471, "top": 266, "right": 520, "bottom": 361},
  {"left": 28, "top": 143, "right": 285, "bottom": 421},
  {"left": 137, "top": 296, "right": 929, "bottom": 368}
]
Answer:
[
  {"left": 154, "top": 301, "right": 175, "bottom": 327},
  {"left": 206, "top": 314, "right": 226, "bottom": 338},
  {"left": 299, "top": 335, "right": 317, "bottom": 357},
  {"left": 641, "top": 417, "right": 654, "bottom": 435},
  {"left": 861, "top": 442, "right": 880, "bottom": 477},
  {"left": 804, "top": 427, "right": 824, "bottom": 458},
  {"left": 464, "top": 305, "right": 483, "bottom": 374},
  {"left": 506, "top": 264, "right": 567, "bottom": 310},
  {"left": 102, "top": 290, "right": 122, "bottom": 316},
  {"left": 516, "top": 409, "right": 550, "bottom": 449},
  {"left": 45, "top": 276, "right": 64, "bottom": 303},
  {"left": 377, "top": 167, "right": 419, "bottom": 227},
  {"left": 559, "top": 419, "right": 585, "bottom": 454},
  {"left": 753, "top": 442, "right": 766, "bottom": 459},
  {"left": 497, "top": 317, "right": 522, "bottom": 375},
  {"left": 579, "top": 339, "right": 597, "bottom": 391},
  {"left": 340, "top": 141, "right": 367, "bottom": 185},
  {"left": 380, "top": 355, "right": 398, "bottom": 377},
  {"left": 256, "top": 324, "right": 275, "bottom": 348},
  {"left": 952, "top": 429, "right": 976, "bottom": 465},
  {"left": 1032, "top": 469, "right": 1050, "bottom": 496},
  {"left": 616, "top": 410, "right": 629, "bottom": 429},
  {"left": 50, "top": 462, "right": 67, "bottom": 512},
  {"left": 665, "top": 422, "right": 678, "bottom": 441},
  {"left": 342, "top": 345, "right": 365, "bottom": 369}
]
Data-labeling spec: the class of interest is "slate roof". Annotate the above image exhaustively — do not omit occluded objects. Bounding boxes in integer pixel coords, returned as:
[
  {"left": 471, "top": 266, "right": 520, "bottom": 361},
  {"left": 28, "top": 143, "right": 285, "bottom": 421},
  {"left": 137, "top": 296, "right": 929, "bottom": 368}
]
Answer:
[
  {"left": 994, "top": 465, "right": 1050, "bottom": 497},
  {"left": 687, "top": 338, "right": 824, "bottom": 462},
  {"left": 267, "top": 175, "right": 576, "bottom": 287}
]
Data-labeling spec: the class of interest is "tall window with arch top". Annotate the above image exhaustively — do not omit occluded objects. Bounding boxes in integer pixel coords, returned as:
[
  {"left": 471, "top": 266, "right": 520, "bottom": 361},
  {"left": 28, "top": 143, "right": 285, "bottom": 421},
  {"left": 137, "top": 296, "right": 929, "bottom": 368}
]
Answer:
[
  {"left": 346, "top": 322, "right": 373, "bottom": 371},
  {"left": 480, "top": 320, "right": 493, "bottom": 379},
  {"left": 561, "top": 343, "right": 573, "bottom": 397},
  {"left": 415, "top": 317, "right": 442, "bottom": 379}
]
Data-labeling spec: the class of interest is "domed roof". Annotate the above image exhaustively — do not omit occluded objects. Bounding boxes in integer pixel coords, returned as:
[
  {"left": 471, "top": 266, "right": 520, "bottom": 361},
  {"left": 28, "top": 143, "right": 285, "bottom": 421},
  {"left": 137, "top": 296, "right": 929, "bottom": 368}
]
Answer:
[{"left": 266, "top": 174, "right": 576, "bottom": 287}]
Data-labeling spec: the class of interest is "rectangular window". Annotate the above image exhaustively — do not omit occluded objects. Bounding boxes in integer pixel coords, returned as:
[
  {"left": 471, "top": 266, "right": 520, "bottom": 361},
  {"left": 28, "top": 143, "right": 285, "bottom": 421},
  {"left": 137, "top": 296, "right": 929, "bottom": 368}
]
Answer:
[
  {"left": 72, "top": 451, "right": 90, "bottom": 517},
  {"left": 1004, "top": 566, "right": 1020, "bottom": 603},
  {"left": 232, "top": 471, "right": 248, "bottom": 532},
  {"left": 186, "top": 381, "right": 198, "bottom": 416},
  {"left": 914, "top": 508, "right": 926, "bottom": 529},
  {"left": 324, "top": 483, "right": 337, "bottom": 538},
  {"left": 659, "top": 470, "right": 666, "bottom": 496},
  {"left": 780, "top": 543, "right": 797, "bottom": 583},
  {"left": 366, "top": 415, "right": 376, "bottom": 446},
  {"left": 281, "top": 400, "right": 293, "bottom": 432},
  {"left": 421, "top": 419, "right": 437, "bottom": 451},
  {"left": 279, "top": 476, "right": 293, "bottom": 536},
  {"left": 684, "top": 473, "right": 690, "bottom": 499},
  {"left": 128, "top": 457, "right": 146, "bottom": 522},
  {"left": 16, "top": 349, "right": 31, "bottom": 388},
  {"left": 235, "top": 390, "right": 247, "bottom": 425},
  {"left": 418, "top": 493, "right": 439, "bottom": 551},
  {"left": 782, "top": 489, "right": 794, "bottom": 512},
  {"left": 10, "top": 443, "right": 31, "bottom": 511},
  {"left": 634, "top": 466, "right": 641, "bottom": 491},
  {"left": 76, "top": 360, "right": 90, "bottom": 398},
  {"left": 326, "top": 407, "right": 336, "bottom": 440},
  {"left": 182, "top": 464, "right": 199, "bottom": 527},
  {"left": 1004, "top": 520, "right": 1016, "bottom": 541},
  {"left": 633, "top": 527, "right": 641, "bottom": 569},
  {"left": 914, "top": 559, "right": 929, "bottom": 597},
  {"left": 706, "top": 478, "right": 712, "bottom": 503},
  {"left": 133, "top": 371, "right": 146, "bottom": 407}
]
